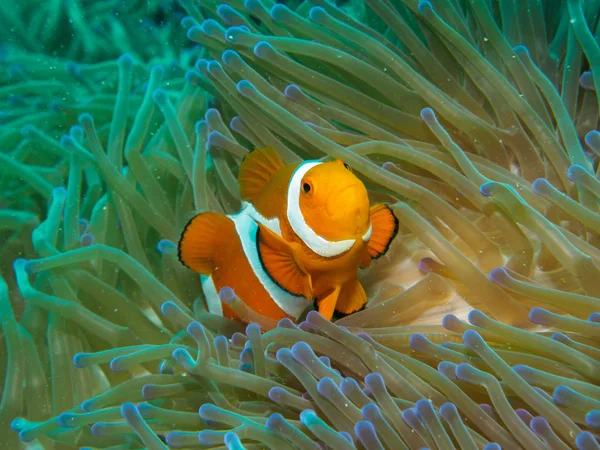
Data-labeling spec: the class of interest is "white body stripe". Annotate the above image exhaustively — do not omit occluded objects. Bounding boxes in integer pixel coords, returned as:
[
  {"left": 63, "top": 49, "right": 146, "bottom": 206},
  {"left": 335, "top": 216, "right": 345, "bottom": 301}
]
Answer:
[
  {"left": 201, "top": 274, "right": 223, "bottom": 316},
  {"left": 242, "top": 201, "right": 282, "bottom": 235},
  {"left": 287, "top": 161, "right": 356, "bottom": 257},
  {"left": 201, "top": 204, "right": 310, "bottom": 319}
]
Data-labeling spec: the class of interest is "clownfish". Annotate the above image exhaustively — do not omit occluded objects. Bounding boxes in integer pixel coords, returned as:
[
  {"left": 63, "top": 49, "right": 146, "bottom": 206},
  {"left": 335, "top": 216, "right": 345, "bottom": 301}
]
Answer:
[{"left": 178, "top": 147, "right": 398, "bottom": 323}]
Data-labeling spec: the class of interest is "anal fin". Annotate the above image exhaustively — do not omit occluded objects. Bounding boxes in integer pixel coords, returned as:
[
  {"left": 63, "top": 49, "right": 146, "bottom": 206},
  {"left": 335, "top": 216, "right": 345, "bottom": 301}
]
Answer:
[
  {"left": 335, "top": 279, "right": 367, "bottom": 315},
  {"left": 316, "top": 286, "right": 341, "bottom": 321}
]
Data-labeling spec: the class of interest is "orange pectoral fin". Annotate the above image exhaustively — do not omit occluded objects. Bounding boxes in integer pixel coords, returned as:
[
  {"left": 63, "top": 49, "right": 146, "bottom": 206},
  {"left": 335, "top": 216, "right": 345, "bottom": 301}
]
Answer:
[
  {"left": 238, "top": 146, "right": 285, "bottom": 203},
  {"left": 178, "top": 212, "right": 233, "bottom": 274},
  {"left": 335, "top": 279, "right": 367, "bottom": 315},
  {"left": 316, "top": 286, "right": 340, "bottom": 321},
  {"left": 367, "top": 203, "right": 399, "bottom": 259},
  {"left": 257, "top": 223, "right": 313, "bottom": 298}
]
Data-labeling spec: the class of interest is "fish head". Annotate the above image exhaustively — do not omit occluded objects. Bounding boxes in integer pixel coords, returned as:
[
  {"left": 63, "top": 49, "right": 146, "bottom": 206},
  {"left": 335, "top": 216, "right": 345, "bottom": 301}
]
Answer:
[{"left": 288, "top": 160, "right": 371, "bottom": 256}]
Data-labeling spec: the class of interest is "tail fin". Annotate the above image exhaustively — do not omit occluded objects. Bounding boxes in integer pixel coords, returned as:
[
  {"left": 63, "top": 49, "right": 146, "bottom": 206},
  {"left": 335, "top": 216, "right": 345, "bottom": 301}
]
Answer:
[
  {"left": 238, "top": 146, "right": 285, "bottom": 202},
  {"left": 178, "top": 212, "right": 233, "bottom": 274}
]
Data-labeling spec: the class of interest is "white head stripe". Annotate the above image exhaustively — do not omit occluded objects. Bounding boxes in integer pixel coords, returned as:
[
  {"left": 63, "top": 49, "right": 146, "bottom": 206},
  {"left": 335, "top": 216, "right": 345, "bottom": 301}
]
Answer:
[
  {"left": 287, "top": 161, "right": 356, "bottom": 258},
  {"left": 362, "top": 222, "right": 372, "bottom": 242}
]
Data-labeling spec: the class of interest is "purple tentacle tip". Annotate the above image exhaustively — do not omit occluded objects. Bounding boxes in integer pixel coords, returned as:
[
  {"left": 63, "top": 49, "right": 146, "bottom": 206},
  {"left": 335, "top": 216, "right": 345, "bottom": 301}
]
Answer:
[
  {"left": 157, "top": 239, "right": 176, "bottom": 255},
  {"left": 266, "top": 413, "right": 284, "bottom": 430},
  {"left": 207, "top": 130, "right": 225, "bottom": 147},
  {"left": 552, "top": 385, "right": 574, "bottom": 404},
  {"left": 270, "top": 4, "right": 290, "bottom": 21},
  {"left": 462, "top": 329, "right": 484, "bottom": 349},
  {"left": 120, "top": 402, "right": 138, "bottom": 420},
  {"left": 254, "top": 41, "right": 275, "bottom": 58},
  {"left": 480, "top": 182, "right": 495, "bottom": 197},
  {"left": 339, "top": 431, "right": 354, "bottom": 444},
  {"left": 198, "top": 403, "right": 218, "bottom": 420},
  {"left": 355, "top": 421, "right": 381, "bottom": 447},
  {"left": 319, "top": 356, "right": 331, "bottom": 367},
  {"left": 439, "top": 403, "right": 457, "bottom": 421},
  {"left": 268, "top": 387, "right": 286, "bottom": 403},
  {"left": 489, "top": 267, "right": 509, "bottom": 284},
  {"left": 531, "top": 178, "right": 551, "bottom": 195},
  {"left": 420, "top": 107, "right": 435, "bottom": 121},
  {"left": 418, "top": 1, "right": 433, "bottom": 14},
  {"left": 529, "top": 307, "right": 548, "bottom": 324},
  {"left": 567, "top": 164, "right": 586, "bottom": 182},
  {"left": 222, "top": 49, "right": 240, "bottom": 66},
  {"left": 160, "top": 301, "right": 176, "bottom": 316},
  {"left": 152, "top": 88, "right": 169, "bottom": 105},
  {"left": 467, "top": 309, "right": 486, "bottom": 326},
  {"left": 119, "top": 53, "right": 133, "bottom": 67},
  {"left": 218, "top": 286, "right": 235, "bottom": 303},
  {"left": 277, "top": 318, "right": 296, "bottom": 329},
  {"left": 284, "top": 84, "right": 302, "bottom": 100},
  {"left": 136, "top": 403, "right": 151, "bottom": 417},
  {"left": 200, "top": 19, "right": 221, "bottom": 35},
  {"left": 317, "top": 377, "right": 336, "bottom": 397},
  {"left": 589, "top": 312, "right": 600, "bottom": 323},
  {"left": 529, "top": 416, "right": 550, "bottom": 435},
  {"left": 455, "top": 363, "right": 479, "bottom": 383},
  {"left": 409, "top": 333, "right": 429, "bottom": 352},
  {"left": 401, "top": 408, "right": 420, "bottom": 427},
  {"left": 78, "top": 112, "right": 94, "bottom": 125},
  {"left": 80, "top": 232, "right": 95, "bottom": 247},
  {"left": 580, "top": 71, "right": 595, "bottom": 90},
  {"left": 483, "top": 444, "right": 501, "bottom": 450},
  {"left": 441, "top": 314, "right": 459, "bottom": 331},
  {"left": 236, "top": 80, "right": 254, "bottom": 95},
  {"left": 72, "top": 353, "right": 87, "bottom": 368},
  {"left": 185, "top": 70, "right": 200, "bottom": 84},
  {"left": 80, "top": 399, "right": 95, "bottom": 413},
  {"left": 479, "top": 403, "right": 495, "bottom": 417},
  {"left": 109, "top": 357, "right": 125, "bottom": 372},
  {"left": 364, "top": 372, "right": 385, "bottom": 391},
  {"left": 57, "top": 413, "right": 74, "bottom": 428},
  {"left": 309, "top": 6, "right": 327, "bottom": 22},
  {"left": 515, "top": 408, "right": 533, "bottom": 424},
  {"left": 415, "top": 398, "right": 434, "bottom": 416},
  {"left": 513, "top": 45, "right": 530, "bottom": 57},
  {"left": 206, "top": 61, "right": 223, "bottom": 76},
  {"left": 585, "top": 130, "right": 600, "bottom": 149},
  {"left": 586, "top": 410, "right": 600, "bottom": 428},
  {"left": 437, "top": 361, "right": 457, "bottom": 379},
  {"left": 361, "top": 403, "right": 380, "bottom": 420},
  {"left": 224, "top": 432, "right": 243, "bottom": 449},
  {"left": 576, "top": 431, "right": 600, "bottom": 450},
  {"left": 141, "top": 384, "right": 154, "bottom": 400},
  {"left": 550, "top": 332, "right": 569, "bottom": 344}
]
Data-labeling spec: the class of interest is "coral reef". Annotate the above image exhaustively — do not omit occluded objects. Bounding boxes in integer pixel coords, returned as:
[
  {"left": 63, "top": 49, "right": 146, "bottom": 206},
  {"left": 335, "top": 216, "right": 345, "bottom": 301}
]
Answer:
[{"left": 1, "top": 0, "right": 600, "bottom": 448}]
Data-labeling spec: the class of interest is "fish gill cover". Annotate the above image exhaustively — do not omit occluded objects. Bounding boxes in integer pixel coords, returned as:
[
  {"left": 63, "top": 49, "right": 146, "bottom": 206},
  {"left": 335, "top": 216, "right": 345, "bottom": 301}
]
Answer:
[{"left": 0, "top": 0, "right": 599, "bottom": 448}]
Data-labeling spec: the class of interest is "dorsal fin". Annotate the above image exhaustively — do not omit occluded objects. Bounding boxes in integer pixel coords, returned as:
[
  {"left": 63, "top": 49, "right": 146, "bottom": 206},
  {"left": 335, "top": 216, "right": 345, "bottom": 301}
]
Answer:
[{"left": 238, "top": 147, "right": 285, "bottom": 202}]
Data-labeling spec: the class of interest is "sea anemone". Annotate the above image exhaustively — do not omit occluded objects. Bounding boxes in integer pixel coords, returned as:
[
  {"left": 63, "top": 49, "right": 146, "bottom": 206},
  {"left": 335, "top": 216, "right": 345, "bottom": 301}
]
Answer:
[{"left": 1, "top": 0, "right": 600, "bottom": 449}]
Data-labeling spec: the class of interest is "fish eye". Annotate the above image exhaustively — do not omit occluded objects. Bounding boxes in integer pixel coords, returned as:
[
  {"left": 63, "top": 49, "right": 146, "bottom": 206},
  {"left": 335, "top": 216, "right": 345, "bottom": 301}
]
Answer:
[
  {"left": 343, "top": 162, "right": 351, "bottom": 171},
  {"left": 302, "top": 182, "right": 312, "bottom": 194}
]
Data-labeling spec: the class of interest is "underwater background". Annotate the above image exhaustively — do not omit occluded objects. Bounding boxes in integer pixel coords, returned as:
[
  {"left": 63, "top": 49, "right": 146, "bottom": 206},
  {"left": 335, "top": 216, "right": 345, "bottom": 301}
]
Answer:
[{"left": 1, "top": 0, "right": 600, "bottom": 448}]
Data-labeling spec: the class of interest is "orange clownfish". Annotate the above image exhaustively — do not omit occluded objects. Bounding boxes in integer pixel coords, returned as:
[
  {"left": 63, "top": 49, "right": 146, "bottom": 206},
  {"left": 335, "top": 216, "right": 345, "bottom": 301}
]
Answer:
[{"left": 178, "top": 147, "right": 398, "bottom": 323}]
